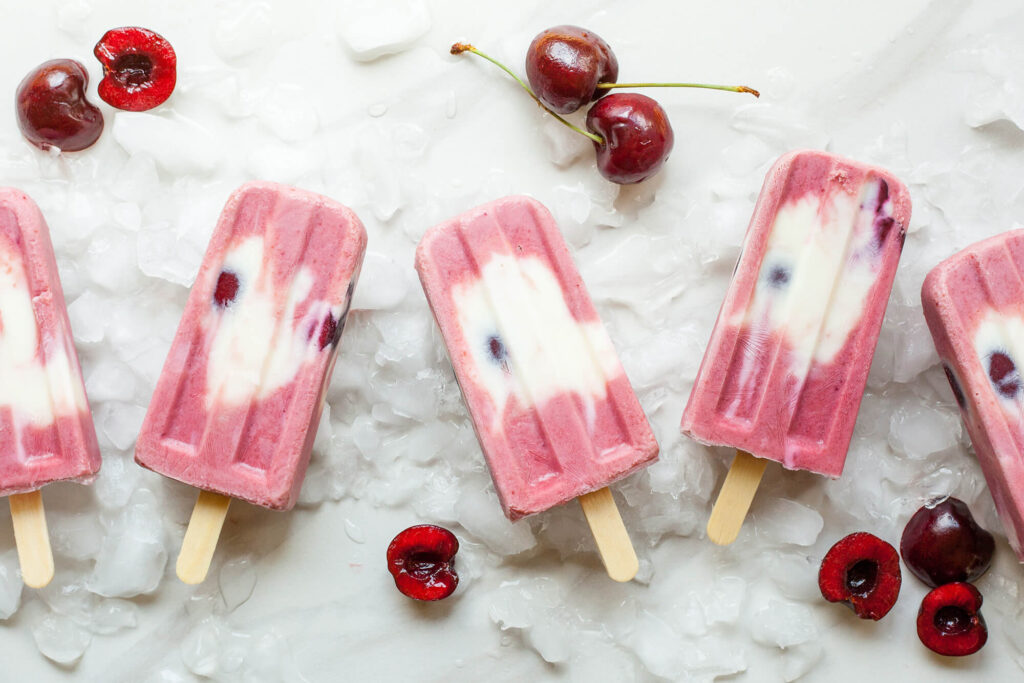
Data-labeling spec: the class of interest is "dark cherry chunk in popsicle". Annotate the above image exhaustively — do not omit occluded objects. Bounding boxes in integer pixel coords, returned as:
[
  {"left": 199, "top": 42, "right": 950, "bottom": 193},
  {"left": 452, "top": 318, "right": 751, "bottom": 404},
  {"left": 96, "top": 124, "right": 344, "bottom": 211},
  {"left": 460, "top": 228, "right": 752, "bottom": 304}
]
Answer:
[
  {"left": 987, "top": 351, "right": 1020, "bottom": 398},
  {"left": 213, "top": 271, "right": 240, "bottom": 307},
  {"left": 943, "top": 365, "right": 967, "bottom": 410}
]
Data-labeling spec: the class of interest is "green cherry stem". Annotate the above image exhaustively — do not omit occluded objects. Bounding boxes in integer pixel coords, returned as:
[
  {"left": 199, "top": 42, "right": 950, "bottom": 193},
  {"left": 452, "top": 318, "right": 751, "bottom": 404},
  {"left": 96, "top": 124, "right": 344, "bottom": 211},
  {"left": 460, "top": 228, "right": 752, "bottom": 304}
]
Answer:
[
  {"left": 595, "top": 82, "right": 760, "bottom": 98},
  {"left": 451, "top": 42, "right": 605, "bottom": 145}
]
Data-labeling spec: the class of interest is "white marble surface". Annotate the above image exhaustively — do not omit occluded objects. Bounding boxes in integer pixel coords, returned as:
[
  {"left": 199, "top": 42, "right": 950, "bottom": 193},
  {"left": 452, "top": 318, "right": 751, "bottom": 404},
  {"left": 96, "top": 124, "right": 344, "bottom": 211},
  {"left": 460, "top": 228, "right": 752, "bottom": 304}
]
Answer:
[{"left": 1, "top": 0, "right": 1024, "bottom": 680}]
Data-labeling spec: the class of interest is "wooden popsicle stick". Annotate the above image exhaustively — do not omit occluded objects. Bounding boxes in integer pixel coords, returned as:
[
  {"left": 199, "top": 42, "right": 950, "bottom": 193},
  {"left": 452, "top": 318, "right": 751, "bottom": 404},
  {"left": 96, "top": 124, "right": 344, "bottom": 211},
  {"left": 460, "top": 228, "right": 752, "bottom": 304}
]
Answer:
[
  {"left": 706, "top": 450, "right": 767, "bottom": 545},
  {"left": 177, "top": 490, "right": 231, "bottom": 585},
  {"left": 9, "top": 490, "right": 54, "bottom": 588},
  {"left": 579, "top": 487, "right": 639, "bottom": 582}
]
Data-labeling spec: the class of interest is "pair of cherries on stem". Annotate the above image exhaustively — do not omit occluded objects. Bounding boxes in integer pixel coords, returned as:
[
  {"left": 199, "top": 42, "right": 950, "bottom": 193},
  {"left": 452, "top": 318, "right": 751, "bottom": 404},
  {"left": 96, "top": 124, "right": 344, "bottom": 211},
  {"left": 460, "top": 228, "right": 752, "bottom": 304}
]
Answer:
[{"left": 453, "top": 25, "right": 758, "bottom": 184}]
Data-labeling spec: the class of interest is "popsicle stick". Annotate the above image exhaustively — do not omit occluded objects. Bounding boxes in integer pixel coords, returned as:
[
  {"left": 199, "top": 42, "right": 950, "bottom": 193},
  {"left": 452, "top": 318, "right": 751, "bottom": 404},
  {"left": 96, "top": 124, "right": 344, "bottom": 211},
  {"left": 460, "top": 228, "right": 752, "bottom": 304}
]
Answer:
[
  {"left": 579, "top": 487, "right": 639, "bottom": 582},
  {"left": 706, "top": 450, "right": 767, "bottom": 545},
  {"left": 9, "top": 491, "right": 54, "bottom": 589},
  {"left": 177, "top": 491, "right": 231, "bottom": 584}
]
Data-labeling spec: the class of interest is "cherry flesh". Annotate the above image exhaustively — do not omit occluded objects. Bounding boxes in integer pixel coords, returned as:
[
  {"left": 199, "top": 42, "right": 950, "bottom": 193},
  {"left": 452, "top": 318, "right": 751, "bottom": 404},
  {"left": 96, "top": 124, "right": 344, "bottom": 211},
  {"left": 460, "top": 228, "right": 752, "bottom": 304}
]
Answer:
[
  {"left": 916, "top": 582, "right": 987, "bottom": 656},
  {"left": 16, "top": 59, "right": 104, "bottom": 152},
  {"left": 819, "top": 532, "right": 902, "bottom": 620},
  {"left": 900, "top": 497, "right": 994, "bottom": 588},
  {"left": 94, "top": 26, "right": 177, "bottom": 111},
  {"left": 386, "top": 525, "right": 459, "bottom": 601},
  {"left": 586, "top": 93, "right": 674, "bottom": 184},
  {"left": 525, "top": 25, "right": 618, "bottom": 114}
]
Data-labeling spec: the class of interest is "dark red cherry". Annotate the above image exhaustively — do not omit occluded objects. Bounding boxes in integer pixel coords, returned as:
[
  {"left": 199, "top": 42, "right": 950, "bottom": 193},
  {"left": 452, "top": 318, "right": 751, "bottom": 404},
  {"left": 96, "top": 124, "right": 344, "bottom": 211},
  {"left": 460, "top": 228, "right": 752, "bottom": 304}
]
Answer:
[
  {"left": 94, "top": 27, "right": 177, "bottom": 112},
  {"left": 586, "top": 93, "right": 674, "bottom": 184},
  {"left": 213, "top": 271, "right": 239, "bottom": 307},
  {"left": 386, "top": 525, "right": 460, "bottom": 601},
  {"left": 917, "top": 583, "right": 987, "bottom": 656},
  {"left": 15, "top": 59, "right": 104, "bottom": 152},
  {"left": 525, "top": 25, "right": 618, "bottom": 114},
  {"left": 819, "top": 532, "right": 902, "bottom": 620},
  {"left": 900, "top": 497, "right": 995, "bottom": 588}
]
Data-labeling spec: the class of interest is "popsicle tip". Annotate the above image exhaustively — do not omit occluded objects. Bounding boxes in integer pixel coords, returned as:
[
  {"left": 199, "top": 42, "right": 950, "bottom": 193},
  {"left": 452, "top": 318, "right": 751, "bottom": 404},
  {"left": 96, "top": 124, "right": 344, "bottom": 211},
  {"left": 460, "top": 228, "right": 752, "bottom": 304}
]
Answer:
[
  {"left": 177, "top": 490, "right": 231, "bottom": 585},
  {"left": 706, "top": 519, "right": 741, "bottom": 546},
  {"left": 606, "top": 555, "right": 640, "bottom": 583},
  {"left": 9, "top": 490, "right": 55, "bottom": 588}
]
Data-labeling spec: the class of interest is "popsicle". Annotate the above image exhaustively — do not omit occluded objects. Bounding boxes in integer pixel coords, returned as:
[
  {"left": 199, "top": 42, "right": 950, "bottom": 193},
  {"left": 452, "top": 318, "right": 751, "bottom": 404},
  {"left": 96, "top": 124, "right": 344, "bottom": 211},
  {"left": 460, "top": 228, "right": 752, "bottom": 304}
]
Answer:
[
  {"left": 680, "top": 150, "right": 911, "bottom": 544},
  {"left": 0, "top": 188, "right": 102, "bottom": 588},
  {"left": 135, "top": 182, "right": 367, "bottom": 583},
  {"left": 922, "top": 230, "right": 1024, "bottom": 559},
  {"left": 415, "top": 195, "right": 658, "bottom": 581}
]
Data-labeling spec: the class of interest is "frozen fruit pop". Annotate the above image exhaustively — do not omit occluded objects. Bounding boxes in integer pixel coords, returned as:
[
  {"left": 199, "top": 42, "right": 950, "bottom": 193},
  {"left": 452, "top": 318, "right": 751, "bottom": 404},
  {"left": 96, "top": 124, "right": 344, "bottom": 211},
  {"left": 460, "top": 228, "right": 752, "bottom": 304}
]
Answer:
[
  {"left": 681, "top": 150, "right": 911, "bottom": 544},
  {"left": 922, "top": 230, "right": 1024, "bottom": 560},
  {"left": 136, "top": 182, "right": 366, "bottom": 583},
  {"left": 416, "top": 196, "right": 658, "bottom": 581},
  {"left": 0, "top": 188, "right": 102, "bottom": 588}
]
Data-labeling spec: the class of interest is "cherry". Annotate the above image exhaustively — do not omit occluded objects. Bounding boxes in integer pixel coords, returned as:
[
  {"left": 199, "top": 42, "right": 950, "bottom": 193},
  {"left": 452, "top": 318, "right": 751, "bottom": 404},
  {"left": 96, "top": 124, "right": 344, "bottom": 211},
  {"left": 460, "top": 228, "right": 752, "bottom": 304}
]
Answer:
[
  {"left": 452, "top": 40, "right": 756, "bottom": 184},
  {"left": 525, "top": 25, "right": 618, "bottom": 114},
  {"left": 916, "top": 583, "right": 987, "bottom": 656},
  {"left": 586, "top": 93, "right": 673, "bottom": 184},
  {"left": 317, "top": 315, "right": 341, "bottom": 350},
  {"left": 523, "top": 25, "right": 757, "bottom": 115},
  {"left": 818, "top": 532, "right": 901, "bottom": 620},
  {"left": 213, "top": 271, "right": 240, "bottom": 307},
  {"left": 15, "top": 59, "right": 104, "bottom": 152},
  {"left": 94, "top": 27, "right": 177, "bottom": 111},
  {"left": 900, "top": 497, "right": 994, "bottom": 588},
  {"left": 386, "top": 525, "right": 460, "bottom": 601}
]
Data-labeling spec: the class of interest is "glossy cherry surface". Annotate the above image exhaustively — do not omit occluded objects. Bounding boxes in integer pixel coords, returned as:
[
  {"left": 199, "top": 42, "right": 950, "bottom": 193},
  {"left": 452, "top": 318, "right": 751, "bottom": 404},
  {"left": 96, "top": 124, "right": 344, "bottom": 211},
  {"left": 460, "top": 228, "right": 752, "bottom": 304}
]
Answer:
[
  {"left": 94, "top": 26, "right": 177, "bottom": 111},
  {"left": 16, "top": 59, "right": 104, "bottom": 152},
  {"left": 386, "top": 525, "right": 460, "bottom": 601},
  {"left": 586, "top": 93, "right": 674, "bottom": 184},
  {"left": 900, "top": 497, "right": 994, "bottom": 588},
  {"left": 917, "top": 582, "right": 987, "bottom": 656},
  {"left": 525, "top": 25, "right": 618, "bottom": 114},
  {"left": 819, "top": 532, "right": 902, "bottom": 620}
]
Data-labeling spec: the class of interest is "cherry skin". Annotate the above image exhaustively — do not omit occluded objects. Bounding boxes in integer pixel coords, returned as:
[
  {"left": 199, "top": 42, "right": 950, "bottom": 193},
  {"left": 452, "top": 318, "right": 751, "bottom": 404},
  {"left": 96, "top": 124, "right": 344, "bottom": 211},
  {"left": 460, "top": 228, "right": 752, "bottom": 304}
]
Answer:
[
  {"left": 818, "top": 532, "right": 902, "bottom": 620},
  {"left": 386, "top": 525, "right": 460, "bottom": 601},
  {"left": 94, "top": 26, "right": 177, "bottom": 112},
  {"left": 525, "top": 25, "right": 618, "bottom": 114},
  {"left": 916, "top": 583, "right": 987, "bottom": 656},
  {"left": 900, "top": 497, "right": 994, "bottom": 588},
  {"left": 15, "top": 59, "right": 104, "bottom": 152},
  {"left": 586, "top": 93, "right": 674, "bottom": 184}
]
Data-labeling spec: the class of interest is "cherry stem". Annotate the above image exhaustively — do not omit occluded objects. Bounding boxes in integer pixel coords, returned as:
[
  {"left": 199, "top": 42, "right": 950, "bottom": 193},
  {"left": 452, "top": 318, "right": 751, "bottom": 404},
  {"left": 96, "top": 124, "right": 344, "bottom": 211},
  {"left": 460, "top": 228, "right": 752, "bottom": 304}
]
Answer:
[
  {"left": 595, "top": 82, "right": 760, "bottom": 98},
  {"left": 451, "top": 42, "right": 605, "bottom": 145}
]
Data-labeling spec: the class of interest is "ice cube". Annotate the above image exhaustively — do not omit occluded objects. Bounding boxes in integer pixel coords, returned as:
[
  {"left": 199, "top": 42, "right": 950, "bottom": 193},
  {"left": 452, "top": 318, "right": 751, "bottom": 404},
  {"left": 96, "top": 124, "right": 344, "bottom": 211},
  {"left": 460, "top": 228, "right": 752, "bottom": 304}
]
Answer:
[
  {"left": 213, "top": 1, "right": 273, "bottom": 60},
  {"left": 750, "top": 600, "right": 819, "bottom": 648},
  {"left": 113, "top": 113, "right": 224, "bottom": 175},
  {"left": 337, "top": 0, "right": 431, "bottom": 62},
  {"left": 351, "top": 251, "right": 409, "bottom": 310},
  {"left": 219, "top": 556, "right": 257, "bottom": 612},
  {"left": 0, "top": 549, "right": 23, "bottom": 619},
  {"left": 87, "top": 490, "right": 168, "bottom": 597},
  {"left": 753, "top": 498, "right": 824, "bottom": 547},
  {"left": 32, "top": 612, "right": 91, "bottom": 664},
  {"left": 454, "top": 485, "right": 536, "bottom": 555},
  {"left": 888, "top": 403, "right": 961, "bottom": 460}
]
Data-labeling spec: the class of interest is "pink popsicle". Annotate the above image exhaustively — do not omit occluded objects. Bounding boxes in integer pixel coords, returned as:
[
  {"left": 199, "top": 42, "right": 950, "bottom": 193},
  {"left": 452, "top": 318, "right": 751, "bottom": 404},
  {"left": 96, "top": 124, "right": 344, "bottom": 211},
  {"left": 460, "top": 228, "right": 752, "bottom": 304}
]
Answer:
[
  {"left": 137, "top": 182, "right": 366, "bottom": 512},
  {"left": 416, "top": 196, "right": 656, "bottom": 580},
  {"left": 922, "top": 230, "right": 1024, "bottom": 559},
  {"left": 0, "top": 188, "right": 101, "bottom": 586},
  {"left": 681, "top": 150, "right": 911, "bottom": 543}
]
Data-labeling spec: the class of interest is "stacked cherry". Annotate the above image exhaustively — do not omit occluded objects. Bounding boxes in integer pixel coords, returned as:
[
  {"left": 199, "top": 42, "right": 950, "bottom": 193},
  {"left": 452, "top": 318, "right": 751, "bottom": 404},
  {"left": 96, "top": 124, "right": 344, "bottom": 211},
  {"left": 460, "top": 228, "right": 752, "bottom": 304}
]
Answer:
[
  {"left": 818, "top": 497, "right": 994, "bottom": 657},
  {"left": 452, "top": 26, "right": 758, "bottom": 185},
  {"left": 16, "top": 27, "right": 177, "bottom": 153}
]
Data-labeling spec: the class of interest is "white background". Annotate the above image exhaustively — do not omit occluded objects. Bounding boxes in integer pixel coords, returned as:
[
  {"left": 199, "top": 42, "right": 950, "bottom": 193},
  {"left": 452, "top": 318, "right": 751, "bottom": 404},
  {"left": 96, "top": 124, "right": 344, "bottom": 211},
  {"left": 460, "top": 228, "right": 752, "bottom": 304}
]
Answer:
[{"left": 0, "top": 0, "right": 1023, "bottom": 681}]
